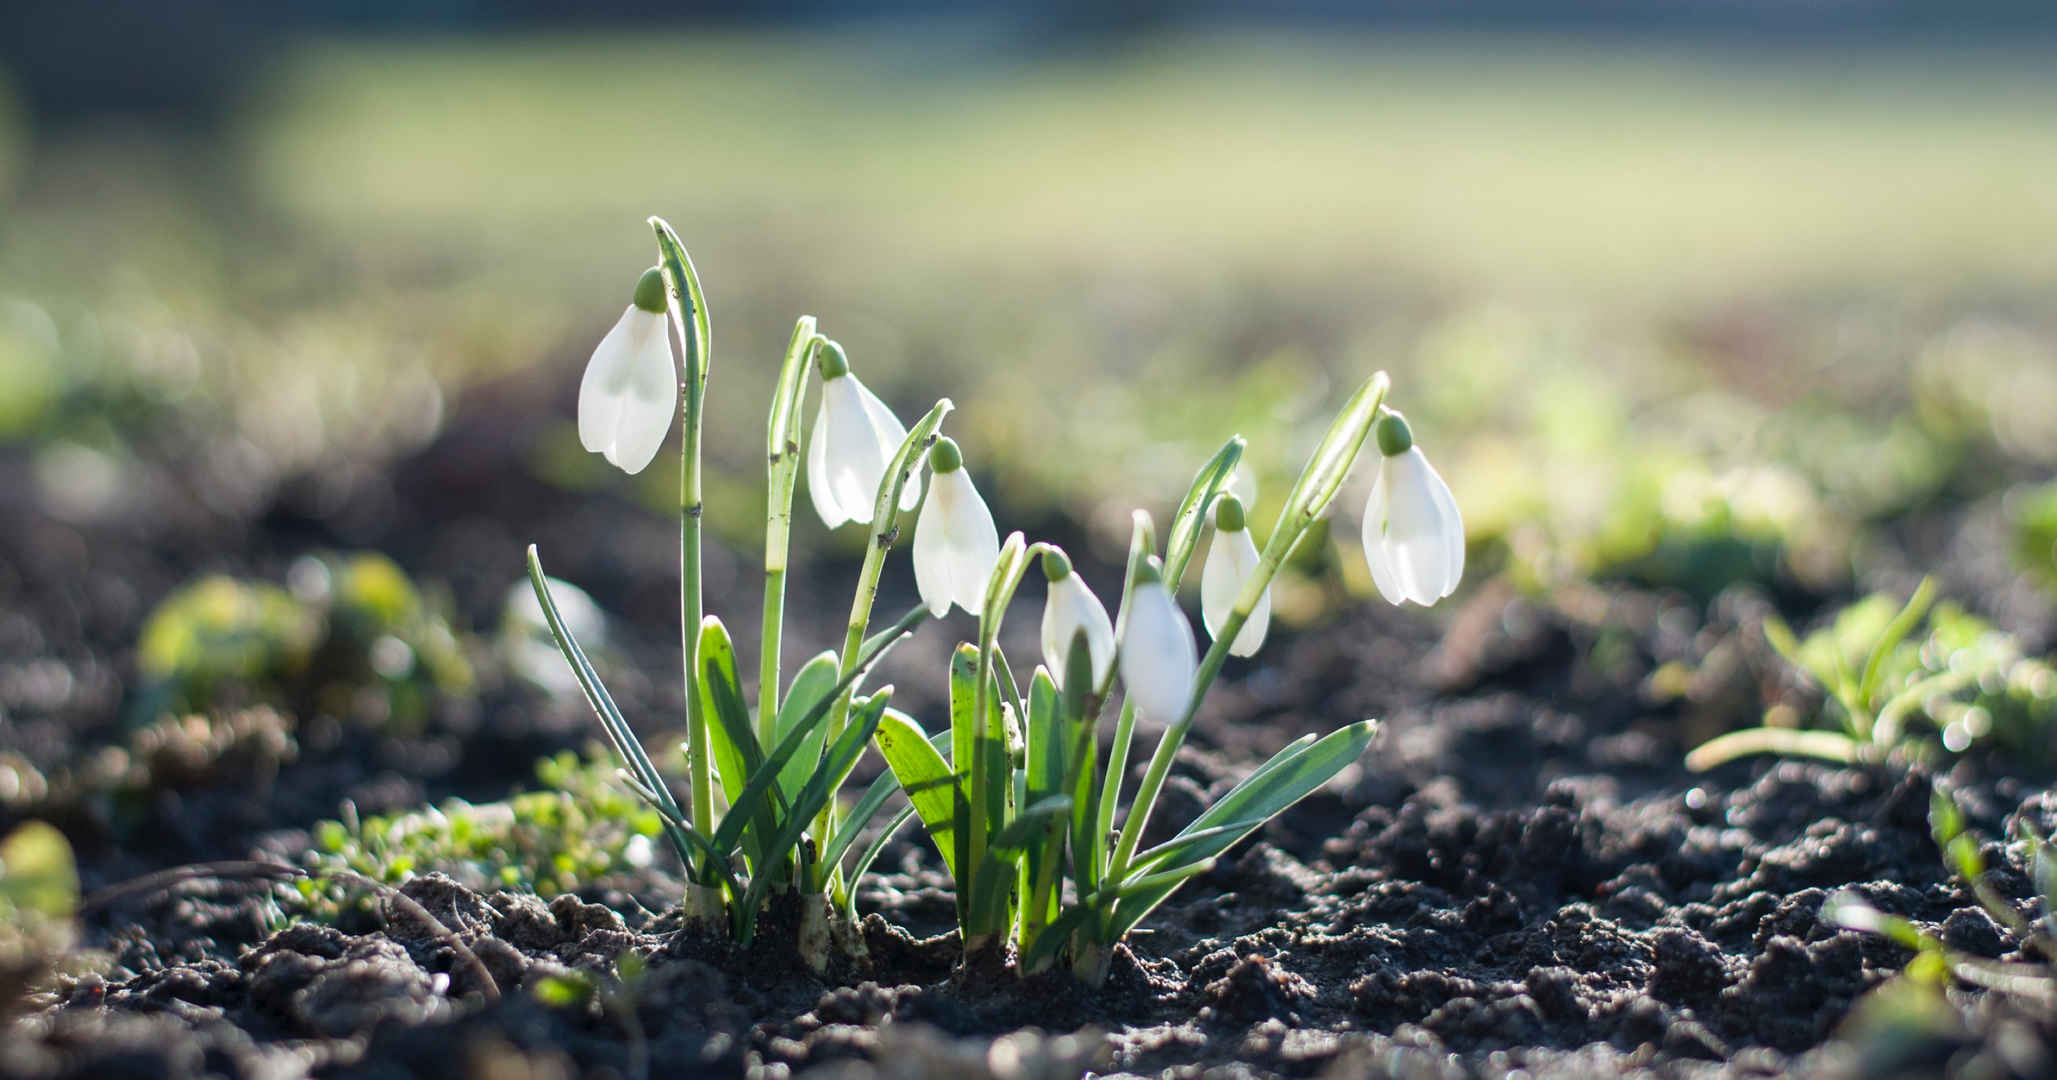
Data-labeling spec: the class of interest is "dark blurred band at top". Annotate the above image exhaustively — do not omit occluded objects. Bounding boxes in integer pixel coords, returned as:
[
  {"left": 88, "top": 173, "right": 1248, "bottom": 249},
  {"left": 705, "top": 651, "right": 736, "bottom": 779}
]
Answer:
[{"left": 4, "top": 0, "right": 2057, "bottom": 134}]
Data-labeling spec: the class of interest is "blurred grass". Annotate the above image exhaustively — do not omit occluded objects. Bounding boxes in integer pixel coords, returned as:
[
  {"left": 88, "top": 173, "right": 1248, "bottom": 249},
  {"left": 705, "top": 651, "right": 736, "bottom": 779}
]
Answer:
[{"left": 5, "top": 29, "right": 2057, "bottom": 594}]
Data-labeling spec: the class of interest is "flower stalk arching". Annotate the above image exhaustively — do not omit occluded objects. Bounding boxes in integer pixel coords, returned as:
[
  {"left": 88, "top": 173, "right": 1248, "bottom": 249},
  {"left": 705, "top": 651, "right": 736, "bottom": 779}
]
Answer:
[
  {"left": 650, "top": 216, "right": 725, "bottom": 925},
  {"left": 1104, "top": 372, "right": 1389, "bottom": 892}
]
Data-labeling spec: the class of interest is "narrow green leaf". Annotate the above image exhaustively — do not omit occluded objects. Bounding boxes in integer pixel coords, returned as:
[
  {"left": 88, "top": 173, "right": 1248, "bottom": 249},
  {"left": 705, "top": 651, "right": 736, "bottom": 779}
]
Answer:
[
  {"left": 1108, "top": 720, "right": 1376, "bottom": 937},
  {"left": 1859, "top": 577, "right": 1935, "bottom": 708},
  {"left": 968, "top": 795, "right": 1070, "bottom": 935},
  {"left": 775, "top": 651, "right": 840, "bottom": 802},
  {"left": 697, "top": 617, "right": 758, "bottom": 809},
  {"left": 874, "top": 707, "right": 960, "bottom": 879},
  {"left": 1278, "top": 371, "right": 1389, "bottom": 524},
  {"left": 527, "top": 546, "right": 694, "bottom": 873},
  {"left": 948, "top": 642, "right": 980, "bottom": 882},
  {"left": 743, "top": 691, "right": 894, "bottom": 916}
]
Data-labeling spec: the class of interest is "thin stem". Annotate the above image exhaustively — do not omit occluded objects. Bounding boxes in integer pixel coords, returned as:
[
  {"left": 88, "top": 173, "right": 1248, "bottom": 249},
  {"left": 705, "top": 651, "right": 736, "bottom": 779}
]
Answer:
[
  {"left": 651, "top": 218, "right": 717, "bottom": 911},
  {"left": 760, "top": 325, "right": 820, "bottom": 749},
  {"left": 814, "top": 527, "right": 892, "bottom": 891}
]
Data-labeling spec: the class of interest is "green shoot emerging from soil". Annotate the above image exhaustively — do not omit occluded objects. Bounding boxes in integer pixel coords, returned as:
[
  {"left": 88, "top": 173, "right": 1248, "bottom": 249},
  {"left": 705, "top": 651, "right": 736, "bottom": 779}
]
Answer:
[
  {"left": 529, "top": 222, "right": 1466, "bottom": 980},
  {"left": 1688, "top": 578, "right": 2057, "bottom": 770},
  {"left": 1825, "top": 788, "right": 2057, "bottom": 1064}
]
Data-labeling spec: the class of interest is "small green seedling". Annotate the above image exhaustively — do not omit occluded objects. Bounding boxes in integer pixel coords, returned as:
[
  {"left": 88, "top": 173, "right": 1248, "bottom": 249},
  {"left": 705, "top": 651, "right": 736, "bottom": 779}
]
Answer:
[
  {"left": 1826, "top": 788, "right": 2057, "bottom": 1064},
  {"left": 1689, "top": 578, "right": 2057, "bottom": 769}
]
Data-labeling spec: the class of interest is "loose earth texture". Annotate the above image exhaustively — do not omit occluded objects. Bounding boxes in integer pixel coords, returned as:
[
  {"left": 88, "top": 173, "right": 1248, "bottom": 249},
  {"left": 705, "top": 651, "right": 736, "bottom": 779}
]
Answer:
[{"left": 3, "top": 384, "right": 2054, "bottom": 1079}]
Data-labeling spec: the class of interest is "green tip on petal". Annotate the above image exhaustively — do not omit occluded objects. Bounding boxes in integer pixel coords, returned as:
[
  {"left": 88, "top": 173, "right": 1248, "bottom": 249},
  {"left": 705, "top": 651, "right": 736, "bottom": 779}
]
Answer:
[
  {"left": 1374, "top": 410, "right": 1414, "bottom": 457},
  {"left": 1041, "top": 546, "right": 1073, "bottom": 583},
  {"left": 928, "top": 436, "right": 963, "bottom": 473},
  {"left": 631, "top": 267, "right": 667, "bottom": 313},
  {"left": 1213, "top": 493, "right": 1246, "bottom": 532},
  {"left": 816, "top": 339, "right": 851, "bottom": 380},
  {"left": 1134, "top": 555, "right": 1165, "bottom": 586}
]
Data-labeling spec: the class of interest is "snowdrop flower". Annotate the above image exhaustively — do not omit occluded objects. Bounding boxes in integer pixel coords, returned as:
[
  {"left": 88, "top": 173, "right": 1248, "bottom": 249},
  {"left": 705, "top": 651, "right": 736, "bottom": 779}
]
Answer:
[
  {"left": 912, "top": 437, "right": 999, "bottom": 617},
  {"left": 806, "top": 342, "right": 923, "bottom": 529},
  {"left": 1361, "top": 410, "right": 1464, "bottom": 606},
  {"left": 1119, "top": 557, "right": 1198, "bottom": 721},
  {"left": 1200, "top": 494, "right": 1269, "bottom": 657},
  {"left": 578, "top": 267, "right": 678, "bottom": 475},
  {"left": 1038, "top": 546, "right": 1115, "bottom": 689}
]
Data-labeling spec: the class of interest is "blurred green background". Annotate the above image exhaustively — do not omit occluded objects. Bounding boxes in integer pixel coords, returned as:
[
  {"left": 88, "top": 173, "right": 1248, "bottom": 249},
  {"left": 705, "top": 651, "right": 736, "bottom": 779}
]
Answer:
[{"left": 4, "top": 21, "right": 2057, "bottom": 603}]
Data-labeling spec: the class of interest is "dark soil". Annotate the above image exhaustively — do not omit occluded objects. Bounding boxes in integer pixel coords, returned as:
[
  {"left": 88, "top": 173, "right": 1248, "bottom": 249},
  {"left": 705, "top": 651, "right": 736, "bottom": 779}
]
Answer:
[{"left": 4, "top": 380, "right": 2056, "bottom": 1079}]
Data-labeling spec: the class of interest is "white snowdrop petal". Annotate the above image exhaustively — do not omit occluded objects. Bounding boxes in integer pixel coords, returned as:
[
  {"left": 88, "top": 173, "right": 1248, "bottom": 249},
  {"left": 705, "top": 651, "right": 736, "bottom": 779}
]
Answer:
[
  {"left": 1200, "top": 534, "right": 1237, "bottom": 641},
  {"left": 1361, "top": 448, "right": 1468, "bottom": 607},
  {"left": 1041, "top": 575, "right": 1116, "bottom": 689},
  {"left": 912, "top": 485, "right": 953, "bottom": 617},
  {"left": 854, "top": 377, "right": 923, "bottom": 512},
  {"left": 913, "top": 467, "right": 999, "bottom": 618},
  {"left": 823, "top": 377, "right": 889, "bottom": 526},
  {"left": 1120, "top": 582, "right": 1198, "bottom": 721},
  {"left": 1227, "top": 531, "right": 1269, "bottom": 657},
  {"left": 806, "top": 396, "right": 847, "bottom": 528},
  {"left": 1361, "top": 465, "right": 1407, "bottom": 605},
  {"left": 577, "top": 307, "right": 676, "bottom": 475}
]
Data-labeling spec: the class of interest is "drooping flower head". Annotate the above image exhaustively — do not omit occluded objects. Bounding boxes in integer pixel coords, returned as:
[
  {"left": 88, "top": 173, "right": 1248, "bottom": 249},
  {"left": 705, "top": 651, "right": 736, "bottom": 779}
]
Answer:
[
  {"left": 578, "top": 267, "right": 678, "bottom": 475},
  {"left": 1200, "top": 494, "right": 1270, "bottom": 657},
  {"left": 1038, "top": 546, "right": 1115, "bottom": 690},
  {"left": 1361, "top": 410, "right": 1464, "bottom": 606},
  {"left": 912, "top": 437, "right": 1000, "bottom": 618},
  {"left": 1119, "top": 556, "right": 1198, "bottom": 721},
  {"left": 806, "top": 341, "right": 924, "bottom": 528}
]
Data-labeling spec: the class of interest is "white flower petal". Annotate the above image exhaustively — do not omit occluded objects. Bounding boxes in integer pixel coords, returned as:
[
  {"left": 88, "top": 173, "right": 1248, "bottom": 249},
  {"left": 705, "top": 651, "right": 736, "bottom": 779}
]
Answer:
[
  {"left": 1201, "top": 527, "right": 1270, "bottom": 657},
  {"left": 806, "top": 395, "right": 848, "bottom": 528},
  {"left": 1361, "top": 446, "right": 1464, "bottom": 606},
  {"left": 577, "top": 306, "right": 676, "bottom": 475},
  {"left": 1120, "top": 581, "right": 1198, "bottom": 721},
  {"left": 852, "top": 378, "right": 923, "bottom": 512},
  {"left": 913, "top": 467, "right": 999, "bottom": 617},
  {"left": 1041, "top": 573, "right": 1116, "bottom": 689},
  {"left": 819, "top": 375, "right": 895, "bottom": 526}
]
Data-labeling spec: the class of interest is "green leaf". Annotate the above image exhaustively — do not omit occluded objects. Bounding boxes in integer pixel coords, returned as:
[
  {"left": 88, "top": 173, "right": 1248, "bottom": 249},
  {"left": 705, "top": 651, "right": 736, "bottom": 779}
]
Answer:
[
  {"left": 1108, "top": 720, "right": 1377, "bottom": 938},
  {"left": 0, "top": 821, "right": 78, "bottom": 919},
  {"left": 1062, "top": 630, "right": 1103, "bottom": 902},
  {"left": 968, "top": 795, "right": 1071, "bottom": 936},
  {"left": 706, "top": 626, "right": 922, "bottom": 861},
  {"left": 1278, "top": 371, "right": 1389, "bottom": 525},
  {"left": 948, "top": 643, "right": 980, "bottom": 881},
  {"left": 1859, "top": 577, "right": 1936, "bottom": 708},
  {"left": 874, "top": 707, "right": 960, "bottom": 879},
  {"left": 742, "top": 691, "right": 895, "bottom": 920},
  {"left": 696, "top": 617, "right": 758, "bottom": 810},
  {"left": 775, "top": 651, "right": 840, "bottom": 802},
  {"left": 1163, "top": 436, "right": 1246, "bottom": 587},
  {"left": 527, "top": 546, "right": 695, "bottom": 874}
]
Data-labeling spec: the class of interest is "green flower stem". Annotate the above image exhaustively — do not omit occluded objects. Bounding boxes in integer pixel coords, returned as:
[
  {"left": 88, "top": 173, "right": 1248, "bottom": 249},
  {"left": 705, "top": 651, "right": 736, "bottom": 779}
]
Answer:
[
  {"left": 760, "top": 322, "right": 821, "bottom": 749},
  {"left": 650, "top": 218, "right": 720, "bottom": 922},
  {"left": 812, "top": 399, "right": 953, "bottom": 895},
  {"left": 1105, "top": 372, "right": 1388, "bottom": 892},
  {"left": 1091, "top": 512, "right": 1158, "bottom": 861}
]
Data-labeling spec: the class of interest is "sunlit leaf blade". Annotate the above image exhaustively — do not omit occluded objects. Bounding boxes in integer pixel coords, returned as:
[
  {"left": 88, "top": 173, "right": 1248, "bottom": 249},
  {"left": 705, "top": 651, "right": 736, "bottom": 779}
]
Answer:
[
  {"left": 1859, "top": 576, "right": 1935, "bottom": 707},
  {"left": 841, "top": 803, "right": 920, "bottom": 922},
  {"left": 526, "top": 546, "right": 695, "bottom": 873},
  {"left": 874, "top": 708, "right": 960, "bottom": 879},
  {"left": 948, "top": 643, "right": 980, "bottom": 882},
  {"left": 1108, "top": 719, "right": 1377, "bottom": 937},
  {"left": 1278, "top": 371, "right": 1389, "bottom": 525},
  {"left": 775, "top": 652, "right": 841, "bottom": 802},
  {"left": 968, "top": 795, "right": 1071, "bottom": 935},
  {"left": 697, "top": 617, "right": 758, "bottom": 810},
  {"left": 743, "top": 691, "right": 894, "bottom": 916}
]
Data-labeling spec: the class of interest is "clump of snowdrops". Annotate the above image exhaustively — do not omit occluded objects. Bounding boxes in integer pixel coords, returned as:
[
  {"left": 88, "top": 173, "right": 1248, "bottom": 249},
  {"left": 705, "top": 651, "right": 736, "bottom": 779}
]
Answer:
[{"left": 530, "top": 219, "right": 1464, "bottom": 979}]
